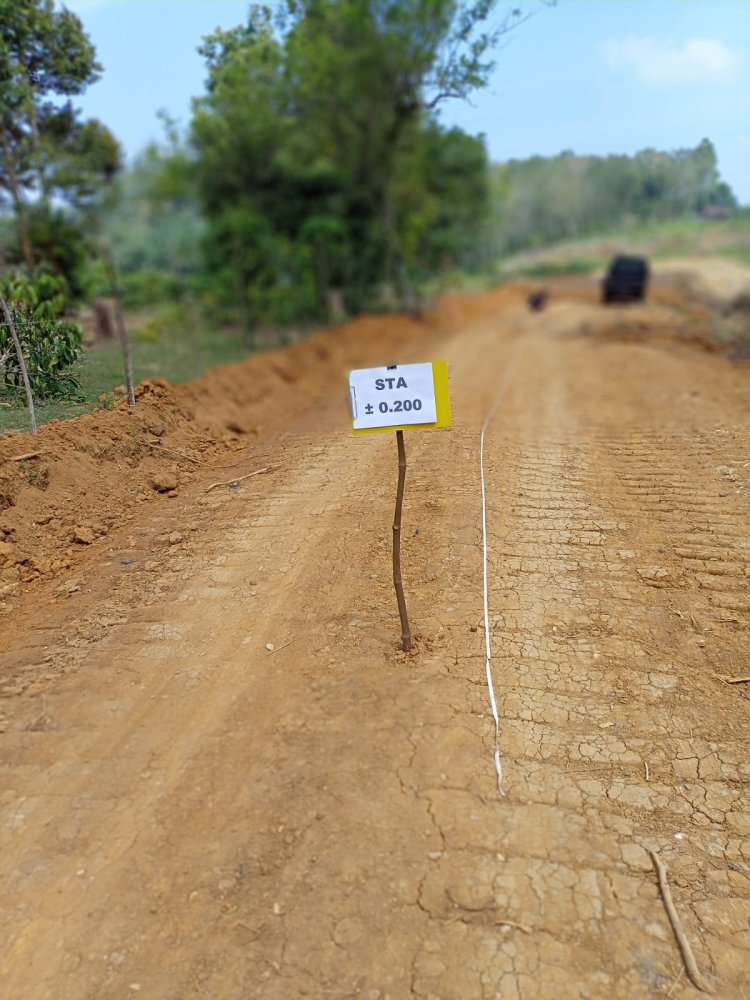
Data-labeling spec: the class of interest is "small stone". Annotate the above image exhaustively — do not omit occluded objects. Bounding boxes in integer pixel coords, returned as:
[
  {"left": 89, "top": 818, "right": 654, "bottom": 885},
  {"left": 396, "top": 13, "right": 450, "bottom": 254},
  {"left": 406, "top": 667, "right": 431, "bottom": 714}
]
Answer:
[
  {"left": 72, "top": 526, "right": 95, "bottom": 545},
  {"left": 716, "top": 465, "right": 737, "bottom": 481},
  {"left": 168, "top": 532, "right": 183, "bottom": 545},
  {"left": 265, "top": 643, "right": 275, "bottom": 652}
]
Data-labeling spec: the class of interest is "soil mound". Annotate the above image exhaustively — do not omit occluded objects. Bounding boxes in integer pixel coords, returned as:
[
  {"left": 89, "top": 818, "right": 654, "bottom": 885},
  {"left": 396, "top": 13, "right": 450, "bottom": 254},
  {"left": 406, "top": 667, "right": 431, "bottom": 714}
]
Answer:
[{"left": 0, "top": 288, "right": 526, "bottom": 608}]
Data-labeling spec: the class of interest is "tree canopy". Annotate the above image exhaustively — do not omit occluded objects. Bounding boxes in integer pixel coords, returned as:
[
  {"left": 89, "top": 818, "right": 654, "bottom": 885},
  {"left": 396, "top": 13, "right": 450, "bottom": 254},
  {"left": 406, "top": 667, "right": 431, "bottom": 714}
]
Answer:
[
  {"left": 189, "top": 1, "right": 520, "bottom": 332},
  {"left": 0, "top": 0, "right": 121, "bottom": 276}
]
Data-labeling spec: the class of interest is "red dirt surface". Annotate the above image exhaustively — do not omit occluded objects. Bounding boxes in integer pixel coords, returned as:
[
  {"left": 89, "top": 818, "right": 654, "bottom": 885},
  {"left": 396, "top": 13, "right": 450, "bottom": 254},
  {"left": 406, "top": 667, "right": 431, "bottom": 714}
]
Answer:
[
  {"left": 1, "top": 276, "right": 749, "bottom": 999},
  {"left": 0, "top": 288, "right": 527, "bottom": 606}
]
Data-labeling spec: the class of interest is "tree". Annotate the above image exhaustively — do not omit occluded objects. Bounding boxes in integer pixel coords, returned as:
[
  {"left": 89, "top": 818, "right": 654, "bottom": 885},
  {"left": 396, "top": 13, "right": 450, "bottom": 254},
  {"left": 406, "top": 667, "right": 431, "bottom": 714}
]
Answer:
[
  {"left": 284, "top": 0, "right": 533, "bottom": 306},
  {"left": 191, "top": 1, "right": 542, "bottom": 327},
  {"left": 394, "top": 122, "right": 489, "bottom": 278},
  {"left": 0, "top": 0, "right": 121, "bottom": 273}
]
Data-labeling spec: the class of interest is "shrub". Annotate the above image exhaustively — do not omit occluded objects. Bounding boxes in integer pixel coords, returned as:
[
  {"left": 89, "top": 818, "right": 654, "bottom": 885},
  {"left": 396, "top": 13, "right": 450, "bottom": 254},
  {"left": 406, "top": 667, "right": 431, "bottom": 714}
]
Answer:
[{"left": 0, "top": 274, "right": 84, "bottom": 400}]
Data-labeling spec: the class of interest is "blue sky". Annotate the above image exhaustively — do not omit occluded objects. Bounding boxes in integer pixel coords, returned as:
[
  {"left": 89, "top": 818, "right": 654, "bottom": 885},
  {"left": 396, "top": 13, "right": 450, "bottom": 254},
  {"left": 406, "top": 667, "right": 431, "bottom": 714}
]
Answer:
[{"left": 64, "top": 0, "right": 750, "bottom": 203}]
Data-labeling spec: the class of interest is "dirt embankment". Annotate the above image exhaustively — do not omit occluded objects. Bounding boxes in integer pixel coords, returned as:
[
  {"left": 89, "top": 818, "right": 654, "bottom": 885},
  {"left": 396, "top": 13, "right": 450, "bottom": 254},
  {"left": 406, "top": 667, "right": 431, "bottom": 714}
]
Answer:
[{"left": 0, "top": 287, "right": 527, "bottom": 609}]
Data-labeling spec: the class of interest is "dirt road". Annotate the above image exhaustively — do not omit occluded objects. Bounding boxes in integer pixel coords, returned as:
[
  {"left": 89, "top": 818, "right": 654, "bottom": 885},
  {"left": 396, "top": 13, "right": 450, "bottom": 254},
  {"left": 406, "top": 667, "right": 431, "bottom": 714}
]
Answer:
[{"left": 1, "top": 286, "right": 749, "bottom": 998}]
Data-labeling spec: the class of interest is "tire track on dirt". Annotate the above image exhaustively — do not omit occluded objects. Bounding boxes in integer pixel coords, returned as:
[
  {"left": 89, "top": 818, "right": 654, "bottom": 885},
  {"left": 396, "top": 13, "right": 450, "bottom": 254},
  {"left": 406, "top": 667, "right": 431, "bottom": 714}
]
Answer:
[{"left": 463, "top": 327, "right": 750, "bottom": 998}]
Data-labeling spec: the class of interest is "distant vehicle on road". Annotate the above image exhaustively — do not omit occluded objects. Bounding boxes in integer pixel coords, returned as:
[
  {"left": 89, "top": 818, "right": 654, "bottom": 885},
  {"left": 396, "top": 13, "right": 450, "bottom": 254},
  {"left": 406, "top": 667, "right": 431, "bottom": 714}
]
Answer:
[{"left": 602, "top": 256, "right": 649, "bottom": 304}]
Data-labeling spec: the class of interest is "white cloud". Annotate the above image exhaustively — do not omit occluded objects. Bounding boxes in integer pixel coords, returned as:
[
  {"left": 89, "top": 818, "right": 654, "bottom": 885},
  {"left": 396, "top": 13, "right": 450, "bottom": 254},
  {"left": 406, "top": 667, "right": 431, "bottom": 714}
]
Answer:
[{"left": 604, "top": 36, "right": 742, "bottom": 85}]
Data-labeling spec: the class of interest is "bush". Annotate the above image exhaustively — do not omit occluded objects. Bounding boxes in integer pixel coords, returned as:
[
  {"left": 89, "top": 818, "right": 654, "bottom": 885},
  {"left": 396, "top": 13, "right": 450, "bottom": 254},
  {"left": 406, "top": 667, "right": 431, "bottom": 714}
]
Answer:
[{"left": 0, "top": 273, "right": 84, "bottom": 400}]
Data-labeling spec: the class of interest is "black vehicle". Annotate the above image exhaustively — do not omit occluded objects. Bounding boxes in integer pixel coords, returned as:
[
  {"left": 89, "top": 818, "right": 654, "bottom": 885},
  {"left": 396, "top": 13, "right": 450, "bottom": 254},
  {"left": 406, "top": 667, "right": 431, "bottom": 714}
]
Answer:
[{"left": 602, "top": 256, "right": 649, "bottom": 304}]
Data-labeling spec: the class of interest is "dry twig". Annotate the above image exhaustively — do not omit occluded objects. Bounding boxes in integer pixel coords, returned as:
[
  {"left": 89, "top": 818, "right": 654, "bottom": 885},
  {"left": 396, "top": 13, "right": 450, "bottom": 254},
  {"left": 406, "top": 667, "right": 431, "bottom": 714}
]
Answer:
[
  {"left": 10, "top": 451, "right": 43, "bottom": 461},
  {"left": 204, "top": 465, "right": 278, "bottom": 493},
  {"left": 267, "top": 640, "right": 292, "bottom": 655},
  {"left": 717, "top": 675, "right": 750, "bottom": 685},
  {"left": 650, "top": 851, "right": 713, "bottom": 993},
  {"left": 145, "top": 442, "right": 199, "bottom": 464}
]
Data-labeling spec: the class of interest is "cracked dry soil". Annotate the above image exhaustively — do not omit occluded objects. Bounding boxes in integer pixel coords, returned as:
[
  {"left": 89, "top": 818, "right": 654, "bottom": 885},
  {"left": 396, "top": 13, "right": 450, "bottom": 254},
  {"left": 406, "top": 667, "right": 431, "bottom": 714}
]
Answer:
[{"left": 1, "top": 286, "right": 750, "bottom": 999}]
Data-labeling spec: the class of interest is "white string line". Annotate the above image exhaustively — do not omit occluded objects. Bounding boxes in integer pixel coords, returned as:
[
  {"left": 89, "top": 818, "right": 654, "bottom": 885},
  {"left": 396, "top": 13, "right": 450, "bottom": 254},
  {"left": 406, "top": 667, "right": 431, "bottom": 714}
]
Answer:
[{"left": 479, "top": 345, "right": 524, "bottom": 796}]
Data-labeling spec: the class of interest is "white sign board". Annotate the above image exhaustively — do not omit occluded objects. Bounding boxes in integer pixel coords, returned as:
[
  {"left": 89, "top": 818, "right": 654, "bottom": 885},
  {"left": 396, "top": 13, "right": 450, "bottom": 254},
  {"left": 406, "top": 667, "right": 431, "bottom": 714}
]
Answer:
[{"left": 349, "top": 363, "right": 437, "bottom": 430}]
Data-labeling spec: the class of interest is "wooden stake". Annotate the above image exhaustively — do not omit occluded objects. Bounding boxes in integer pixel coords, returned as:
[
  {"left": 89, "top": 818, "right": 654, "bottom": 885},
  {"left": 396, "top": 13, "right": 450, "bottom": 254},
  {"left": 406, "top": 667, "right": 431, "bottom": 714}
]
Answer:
[
  {"left": 103, "top": 244, "right": 136, "bottom": 407},
  {"left": 0, "top": 292, "right": 37, "bottom": 434},
  {"left": 393, "top": 430, "right": 412, "bottom": 652}
]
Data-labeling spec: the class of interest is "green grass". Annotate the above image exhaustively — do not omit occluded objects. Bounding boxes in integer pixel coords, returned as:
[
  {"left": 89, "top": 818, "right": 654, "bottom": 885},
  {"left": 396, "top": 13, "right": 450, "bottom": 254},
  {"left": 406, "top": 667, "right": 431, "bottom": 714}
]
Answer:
[
  {"left": 500, "top": 258, "right": 599, "bottom": 280},
  {"left": 497, "top": 214, "right": 750, "bottom": 276},
  {"left": 0, "top": 324, "right": 251, "bottom": 435}
]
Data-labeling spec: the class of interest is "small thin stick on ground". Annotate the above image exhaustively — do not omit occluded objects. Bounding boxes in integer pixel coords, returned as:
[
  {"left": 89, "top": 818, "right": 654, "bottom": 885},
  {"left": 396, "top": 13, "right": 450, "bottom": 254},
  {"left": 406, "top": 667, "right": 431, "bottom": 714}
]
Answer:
[
  {"left": 718, "top": 675, "right": 750, "bottom": 685},
  {"left": 649, "top": 851, "right": 713, "bottom": 993},
  {"left": 204, "top": 465, "right": 279, "bottom": 493},
  {"left": 146, "top": 443, "right": 199, "bottom": 464},
  {"left": 267, "top": 640, "right": 292, "bottom": 655},
  {"left": 10, "top": 451, "right": 43, "bottom": 461}
]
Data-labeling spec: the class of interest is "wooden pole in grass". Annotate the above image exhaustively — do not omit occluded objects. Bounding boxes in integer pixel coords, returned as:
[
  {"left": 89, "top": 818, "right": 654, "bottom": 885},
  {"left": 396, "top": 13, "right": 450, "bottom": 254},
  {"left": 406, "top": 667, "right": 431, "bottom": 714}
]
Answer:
[
  {"left": 103, "top": 244, "right": 136, "bottom": 407},
  {"left": 0, "top": 292, "right": 37, "bottom": 434},
  {"left": 393, "top": 429, "right": 412, "bottom": 652}
]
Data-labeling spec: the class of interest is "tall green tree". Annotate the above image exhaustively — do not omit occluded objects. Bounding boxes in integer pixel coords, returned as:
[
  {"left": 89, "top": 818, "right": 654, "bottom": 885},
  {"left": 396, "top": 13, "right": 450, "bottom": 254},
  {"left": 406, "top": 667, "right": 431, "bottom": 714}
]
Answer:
[
  {"left": 191, "top": 1, "right": 538, "bottom": 330},
  {"left": 0, "top": 0, "right": 121, "bottom": 273}
]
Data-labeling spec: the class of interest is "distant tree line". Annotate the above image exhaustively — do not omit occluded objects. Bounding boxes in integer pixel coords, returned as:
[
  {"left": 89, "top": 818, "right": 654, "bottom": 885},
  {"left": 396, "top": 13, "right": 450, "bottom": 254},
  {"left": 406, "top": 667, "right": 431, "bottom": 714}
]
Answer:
[{"left": 489, "top": 139, "right": 738, "bottom": 255}]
